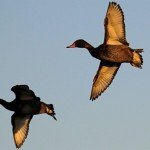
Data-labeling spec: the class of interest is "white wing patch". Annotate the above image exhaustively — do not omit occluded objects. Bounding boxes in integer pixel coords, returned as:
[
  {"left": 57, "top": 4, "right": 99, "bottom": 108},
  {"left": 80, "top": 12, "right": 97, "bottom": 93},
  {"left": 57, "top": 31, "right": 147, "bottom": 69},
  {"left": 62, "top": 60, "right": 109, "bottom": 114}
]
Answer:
[{"left": 11, "top": 114, "right": 32, "bottom": 148}]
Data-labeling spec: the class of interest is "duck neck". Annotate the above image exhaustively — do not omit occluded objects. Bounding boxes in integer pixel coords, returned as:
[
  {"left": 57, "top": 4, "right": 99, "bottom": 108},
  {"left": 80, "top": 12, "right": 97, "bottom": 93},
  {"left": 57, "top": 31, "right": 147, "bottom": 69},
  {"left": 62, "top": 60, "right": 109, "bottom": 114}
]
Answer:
[
  {"left": 85, "top": 43, "right": 98, "bottom": 58},
  {"left": 0, "top": 99, "right": 13, "bottom": 111}
]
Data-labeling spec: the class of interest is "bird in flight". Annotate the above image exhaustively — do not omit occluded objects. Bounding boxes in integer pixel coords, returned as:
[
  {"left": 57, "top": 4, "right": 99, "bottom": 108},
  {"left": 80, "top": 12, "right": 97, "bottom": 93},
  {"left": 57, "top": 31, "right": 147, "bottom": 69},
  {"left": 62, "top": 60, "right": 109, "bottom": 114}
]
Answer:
[
  {"left": 67, "top": 2, "right": 143, "bottom": 100},
  {"left": 0, "top": 85, "right": 56, "bottom": 148}
]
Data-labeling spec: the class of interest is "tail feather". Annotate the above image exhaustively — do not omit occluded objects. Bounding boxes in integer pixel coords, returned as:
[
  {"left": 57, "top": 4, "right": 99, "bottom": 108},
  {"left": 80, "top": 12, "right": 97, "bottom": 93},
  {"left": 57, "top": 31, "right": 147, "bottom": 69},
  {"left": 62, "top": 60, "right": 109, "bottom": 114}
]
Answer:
[
  {"left": 135, "top": 49, "right": 143, "bottom": 53},
  {"left": 131, "top": 49, "right": 143, "bottom": 68}
]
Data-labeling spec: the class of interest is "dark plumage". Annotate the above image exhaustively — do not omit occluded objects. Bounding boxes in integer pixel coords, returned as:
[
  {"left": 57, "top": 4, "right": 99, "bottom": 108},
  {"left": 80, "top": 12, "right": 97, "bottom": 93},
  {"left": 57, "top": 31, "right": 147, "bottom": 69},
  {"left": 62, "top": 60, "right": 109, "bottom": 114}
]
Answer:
[
  {"left": 0, "top": 85, "right": 56, "bottom": 148},
  {"left": 67, "top": 2, "right": 143, "bottom": 100}
]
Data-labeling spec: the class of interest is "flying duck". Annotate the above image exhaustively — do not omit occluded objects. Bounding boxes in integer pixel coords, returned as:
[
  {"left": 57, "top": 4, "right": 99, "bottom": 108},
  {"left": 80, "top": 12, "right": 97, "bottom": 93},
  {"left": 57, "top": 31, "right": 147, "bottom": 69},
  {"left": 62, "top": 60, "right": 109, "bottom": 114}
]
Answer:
[
  {"left": 0, "top": 85, "right": 56, "bottom": 148},
  {"left": 67, "top": 2, "right": 143, "bottom": 100}
]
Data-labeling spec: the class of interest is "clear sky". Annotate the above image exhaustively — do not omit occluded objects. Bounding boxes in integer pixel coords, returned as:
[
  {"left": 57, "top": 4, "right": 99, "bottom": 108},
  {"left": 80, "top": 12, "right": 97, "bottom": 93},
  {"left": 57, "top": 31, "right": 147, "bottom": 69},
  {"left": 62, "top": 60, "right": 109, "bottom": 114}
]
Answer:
[{"left": 0, "top": 0, "right": 149, "bottom": 150}]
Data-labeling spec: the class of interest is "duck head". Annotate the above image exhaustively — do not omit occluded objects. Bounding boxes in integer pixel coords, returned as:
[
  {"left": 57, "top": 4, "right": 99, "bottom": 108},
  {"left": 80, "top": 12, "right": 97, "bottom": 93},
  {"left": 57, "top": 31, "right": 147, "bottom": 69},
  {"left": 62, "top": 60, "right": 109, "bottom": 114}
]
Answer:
[
  {"left": 46, "top": 104, "right": 57, "bottom": 120},
  {"left": 67, "top": 39, "right": 92, "bottom": 49}
]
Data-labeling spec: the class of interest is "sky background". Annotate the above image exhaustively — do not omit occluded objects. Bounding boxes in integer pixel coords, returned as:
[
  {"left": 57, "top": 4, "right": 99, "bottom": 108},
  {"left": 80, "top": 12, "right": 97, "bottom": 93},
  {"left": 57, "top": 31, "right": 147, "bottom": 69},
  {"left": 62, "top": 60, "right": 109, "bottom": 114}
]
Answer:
[{"left": 0, "top": 0, "right": 149, "bottom": 150}]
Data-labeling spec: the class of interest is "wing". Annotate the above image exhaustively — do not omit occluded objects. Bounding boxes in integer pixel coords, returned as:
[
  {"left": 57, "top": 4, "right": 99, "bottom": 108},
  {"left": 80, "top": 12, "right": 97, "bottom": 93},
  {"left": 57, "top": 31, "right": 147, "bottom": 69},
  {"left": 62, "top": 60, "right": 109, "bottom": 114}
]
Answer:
[
  {"left": 11, "top": 113, "right": 33, "bottom": 148},
  {"left": 90, "top": 61, "right": 121, "bottom": 100},
  {"left": 11, "top": 85, "right": 40, "bottom": 101},
  {"left": 104, "top": 2, "right": 129, "bottom": 46}
]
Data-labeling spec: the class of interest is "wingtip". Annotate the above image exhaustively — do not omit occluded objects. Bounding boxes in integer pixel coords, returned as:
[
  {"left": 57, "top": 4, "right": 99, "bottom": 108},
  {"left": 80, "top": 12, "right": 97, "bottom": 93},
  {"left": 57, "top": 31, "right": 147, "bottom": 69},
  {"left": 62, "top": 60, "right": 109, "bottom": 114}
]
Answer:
[
  {"left": 109, "top": 1, "right": 117, "bottom": 5},
  {"left": 15, "top": 141, "right": 23, "bottom": 149},
  {"left": 13, "top": 130, "right": 27, "bottom": 149},
  {"left": 90, "top": 95, "right": 99, "bottom": 101},
  {"left": 109, "top": 1, "right": 121, "bottom": 8}
]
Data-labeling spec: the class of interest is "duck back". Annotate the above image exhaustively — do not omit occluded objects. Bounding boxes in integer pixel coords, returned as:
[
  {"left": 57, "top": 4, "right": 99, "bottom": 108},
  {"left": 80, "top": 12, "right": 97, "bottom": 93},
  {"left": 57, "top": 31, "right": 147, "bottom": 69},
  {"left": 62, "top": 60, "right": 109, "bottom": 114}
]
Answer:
[
  {"left": 16, "top": 101, "right": 41, "bottom": 115},
  {"left": 97, "top": 44, "right": 133, "bottom": 63}
]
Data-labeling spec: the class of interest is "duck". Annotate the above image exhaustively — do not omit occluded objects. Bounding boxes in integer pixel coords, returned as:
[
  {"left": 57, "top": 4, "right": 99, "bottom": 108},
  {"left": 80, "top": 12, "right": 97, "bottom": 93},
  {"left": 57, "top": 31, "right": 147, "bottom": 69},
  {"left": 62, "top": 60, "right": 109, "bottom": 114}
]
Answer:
[
  {"left": 0, "top": 85, "right": 56, "bottom": 148},
  {"left": 67, "top": 2, "right": 143, "bottom": 100}
]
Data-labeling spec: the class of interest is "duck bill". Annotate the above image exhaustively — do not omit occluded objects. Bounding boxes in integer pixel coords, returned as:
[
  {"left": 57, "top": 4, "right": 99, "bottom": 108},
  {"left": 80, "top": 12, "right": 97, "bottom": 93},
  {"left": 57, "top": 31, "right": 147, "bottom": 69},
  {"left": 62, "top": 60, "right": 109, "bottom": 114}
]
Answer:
[
  {"left": 66, "top": 43, "right": 76, "bottom": 48},
  {"left": 51, "top": 114, "right": 57, "bottom": 121}
]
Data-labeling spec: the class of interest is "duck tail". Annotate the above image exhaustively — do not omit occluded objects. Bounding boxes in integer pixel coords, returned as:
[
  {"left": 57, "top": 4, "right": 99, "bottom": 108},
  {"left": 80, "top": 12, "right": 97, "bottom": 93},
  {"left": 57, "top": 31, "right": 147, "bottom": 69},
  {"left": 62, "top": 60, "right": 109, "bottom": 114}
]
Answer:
[
  {"left": 48, "top": 104, "right": 57, "bottom": 120},
  {"left": 131, "top": 49, "right": 143, "bottom": 68}
]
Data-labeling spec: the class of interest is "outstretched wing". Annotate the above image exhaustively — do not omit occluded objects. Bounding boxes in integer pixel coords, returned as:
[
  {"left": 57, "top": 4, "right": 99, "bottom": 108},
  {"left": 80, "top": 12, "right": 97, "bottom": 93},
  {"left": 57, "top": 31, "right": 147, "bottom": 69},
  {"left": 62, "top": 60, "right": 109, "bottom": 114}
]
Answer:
[
  {"left": 104, "top": 2, "right": 129, "bottom": 46},
  {"left": 90, "top": 61, "right": 121, "bottom": 100},
  {"left": 11, "top": 113, "right": 33, "bottom": 148},
  {"left": 11, "top": 85, "right": 40, "bottom": 101}
]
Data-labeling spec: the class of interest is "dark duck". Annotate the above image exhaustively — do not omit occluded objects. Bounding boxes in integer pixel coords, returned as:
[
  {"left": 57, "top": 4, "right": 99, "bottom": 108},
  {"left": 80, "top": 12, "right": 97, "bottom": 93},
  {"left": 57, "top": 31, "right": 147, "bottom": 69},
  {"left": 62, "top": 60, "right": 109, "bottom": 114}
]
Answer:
[
  {"left": 67, "top": 2, "right": 143, "bottom": 100},
  {"left": 0, "top": 85, "right": 56, "bottom": 148}
]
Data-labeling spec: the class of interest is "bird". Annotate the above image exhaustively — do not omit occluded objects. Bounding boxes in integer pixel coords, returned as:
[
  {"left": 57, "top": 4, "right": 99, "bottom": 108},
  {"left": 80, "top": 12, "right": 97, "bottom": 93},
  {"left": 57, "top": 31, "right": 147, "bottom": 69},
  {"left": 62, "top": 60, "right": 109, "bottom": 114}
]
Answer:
[
  {"left": 0, "top": 85, "right": 56, "bottom": 148},
  {"left": 67, "top": 2, "right": 143, "bottom": 100}
]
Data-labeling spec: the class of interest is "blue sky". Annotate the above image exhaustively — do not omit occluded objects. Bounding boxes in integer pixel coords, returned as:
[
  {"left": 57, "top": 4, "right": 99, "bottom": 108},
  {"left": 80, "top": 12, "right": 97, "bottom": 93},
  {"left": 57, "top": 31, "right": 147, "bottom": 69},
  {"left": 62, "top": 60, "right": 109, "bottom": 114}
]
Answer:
[{"left": 0, "top": 0, "right": 149, "bottom": 150}]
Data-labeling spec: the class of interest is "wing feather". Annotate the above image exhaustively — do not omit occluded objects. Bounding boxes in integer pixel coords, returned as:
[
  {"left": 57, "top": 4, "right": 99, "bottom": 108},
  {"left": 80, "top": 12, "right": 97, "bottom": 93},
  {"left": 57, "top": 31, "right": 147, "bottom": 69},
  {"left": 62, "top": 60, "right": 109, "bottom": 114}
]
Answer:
[
  {"left": 90, "top": 61, "right": 121, "bottom": 100},
  {"left": 11, "top": 113, "right": 33, "bottom": 148},
  {"left": 11, "top": 85, "right": 40, "bottom": 101},
  {"left": 104, "top": 2, "right": 129, "bottom": 45}
]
